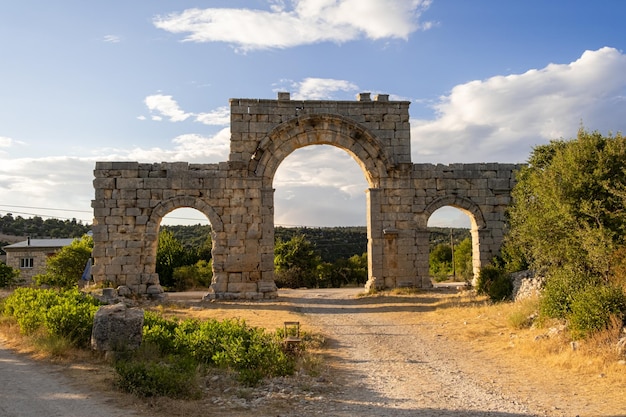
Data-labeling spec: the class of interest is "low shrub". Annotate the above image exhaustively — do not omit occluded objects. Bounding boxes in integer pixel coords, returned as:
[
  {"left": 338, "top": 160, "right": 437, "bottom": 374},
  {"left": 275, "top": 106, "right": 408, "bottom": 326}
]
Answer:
[
  {"left": 568, "top": 284, "right": 626, "bottom": 339},
  {"left": 3, "top": 287, "right": 100, "bottom": 347},
  {"left": 114, "top": 353, "right": 201, "bottom": 399},
  {"left": 476, "top": 265, "right": 513, "bottom": 302},
  {"left": 539, "top": 269, "right": 599, "bottom": 319},
  {"left": 140, "top": 312, "right": 297, "bottom": 387}
]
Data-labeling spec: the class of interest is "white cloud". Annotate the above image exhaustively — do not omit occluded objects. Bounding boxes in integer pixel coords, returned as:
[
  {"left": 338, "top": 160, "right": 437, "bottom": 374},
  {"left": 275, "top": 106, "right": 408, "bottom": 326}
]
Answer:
[
  {"left": 153, "top": 0, "right": 433, "bottom": 51},
  {"left": 0, "top": 136, "right": 13, "bottom": 147},
  {"left": 103, "top": 35, "right": 121, "bottom": 43},
  {"left": 0, "top": 156, "right": 95, "bottom": 222},
  {"left": 195, "top": 106, "right": 230, "bottom": 125},
  {"left": 97, "top": 128, "right": 231, "bottom": 163},
  {"left": 274, "top": 145, "right": 368, "bottom": 226},
  {"left": 143, "top": 95, "right": 229, "bottom": 126},
  {"left": 411, "top": 47, "right": 626, "bottom": 163},
  {"left": 289, "top": 77, "right": 359, "bottom": 100},
  {"left": 145, "top": 94, "right": 192, "bottom": 122},
  {"left": 0, "top": 129, "right": 232, "bottom": 223}
]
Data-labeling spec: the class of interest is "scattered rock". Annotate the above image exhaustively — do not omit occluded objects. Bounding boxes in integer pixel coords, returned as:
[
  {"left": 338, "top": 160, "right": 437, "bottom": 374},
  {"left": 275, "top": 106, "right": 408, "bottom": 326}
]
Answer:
[
  {"left": 511, "top": 270, "right": 544, "bottom": 301},
  {"left": 91, "top": 302, "right": 144, "bottom": 353}
]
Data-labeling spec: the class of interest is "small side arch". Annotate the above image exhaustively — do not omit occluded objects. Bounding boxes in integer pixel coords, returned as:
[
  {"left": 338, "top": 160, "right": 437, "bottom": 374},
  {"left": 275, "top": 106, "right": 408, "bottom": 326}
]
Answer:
[
  {"left": 146, "top": 196, "right": 224, "bottom": 236},
  {"left": 143, "top": 196, "right": 224, "bottom": 275},
  {"left": 249, "top": 114, "right": 396, "bottom": 189},
  {"left": 419, "top": 195, "right": 487, "bottom": 284},
  {"left": 419, "top": 195, "right": 486, "bottom": 230}
]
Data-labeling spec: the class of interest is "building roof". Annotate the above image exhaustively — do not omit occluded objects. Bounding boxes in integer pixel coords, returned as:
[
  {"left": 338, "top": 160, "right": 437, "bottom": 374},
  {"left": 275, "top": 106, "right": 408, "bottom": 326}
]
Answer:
[{"left": 3, "top": 238, "right": 76, "bottom": 250}]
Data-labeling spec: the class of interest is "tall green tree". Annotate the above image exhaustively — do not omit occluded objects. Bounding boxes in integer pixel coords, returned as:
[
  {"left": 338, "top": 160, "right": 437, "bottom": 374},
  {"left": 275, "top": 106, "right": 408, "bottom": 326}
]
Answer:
[
  {"left": 156, "top": 229, "right": 187, "bottom": 288},
  {"left": 508, "top": 129, "right": 626, "bottom": 279},
  {"left": 274, "top": 234, "right": 321, "bottom": 288},
  {"left": 507, "top": 129, "right": 626, "bottom": 333},
  {"left": 34, "top": 235, "right": 93, "bottom": 289},
  {"left": 454, "top": 237, "right": 474, "bottom": 281},
  {"left": 429, "top": 243, "right": 452, "bottom": 281}
]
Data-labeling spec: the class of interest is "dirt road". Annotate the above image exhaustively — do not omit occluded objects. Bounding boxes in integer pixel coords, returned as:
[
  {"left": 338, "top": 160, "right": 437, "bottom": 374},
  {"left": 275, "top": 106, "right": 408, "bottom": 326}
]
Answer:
[
  {"left": 0, "top": 339, "right": 138, "bottom": 417},
  {"left": 273, "top": 288, "right": 539, "bottom": 417}
]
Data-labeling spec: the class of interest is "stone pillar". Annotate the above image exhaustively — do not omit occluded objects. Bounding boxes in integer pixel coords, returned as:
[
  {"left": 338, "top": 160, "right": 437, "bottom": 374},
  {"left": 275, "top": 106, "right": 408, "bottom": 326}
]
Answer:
[
  {"left": 415, "top": 229, "right": 432, "bottom": 287},
  {"left": 365, "top": 188, "right": 383, "bottom": 290}
]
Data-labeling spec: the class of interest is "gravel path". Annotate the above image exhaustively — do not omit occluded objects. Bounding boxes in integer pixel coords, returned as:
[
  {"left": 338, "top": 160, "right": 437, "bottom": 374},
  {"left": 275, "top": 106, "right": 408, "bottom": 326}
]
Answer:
[
  {"left": 0, "top": 341, "right": 137, "bottom": 417},
  {"left": 276, "top": 288, "right": 544, "bottom": 417}
]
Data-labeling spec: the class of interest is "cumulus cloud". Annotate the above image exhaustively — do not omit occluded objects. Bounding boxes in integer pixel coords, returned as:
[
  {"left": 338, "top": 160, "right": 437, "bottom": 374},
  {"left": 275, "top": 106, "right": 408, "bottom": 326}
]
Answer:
[
  {"left": 195, "top": 106, "right": 230, "bottom": 125},
  {"left": 0, "top": 128, "right": 232, "bottom": 223},
  {"left": 98, "top": 128, "right": 231, "bottom": 163},
  {"left": 153, "top": 0, "right": 433, "bottom": 51},
  {"left": 145, "top": 94, "right": 192, "bottom": 122},
  {"left": 0, "top": 136, "right": 13, "bottom": 147},
  {"left": 0, "top": 156, "right": 95, "bottom": 222},
  {"left": 143, "top": 94, "right": 229, "bottom": 126},
  {"left": 411, "top": 47, "right": 626, "bottom": 163},
  {"left": 287, "top": 77, "right": 360, "bottom": 100}
]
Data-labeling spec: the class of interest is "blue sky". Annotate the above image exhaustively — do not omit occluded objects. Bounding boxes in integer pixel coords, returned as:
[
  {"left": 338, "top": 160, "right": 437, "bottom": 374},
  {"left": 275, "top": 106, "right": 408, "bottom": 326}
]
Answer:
[{"left": 1, "top": 1, "right": 625, "bottom": 228}]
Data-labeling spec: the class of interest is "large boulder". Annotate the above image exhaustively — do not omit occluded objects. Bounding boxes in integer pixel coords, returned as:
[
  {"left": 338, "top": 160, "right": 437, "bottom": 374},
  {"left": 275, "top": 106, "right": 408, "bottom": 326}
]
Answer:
[{"left": 91, "top": 303, "right": 144, "bottom": 352}]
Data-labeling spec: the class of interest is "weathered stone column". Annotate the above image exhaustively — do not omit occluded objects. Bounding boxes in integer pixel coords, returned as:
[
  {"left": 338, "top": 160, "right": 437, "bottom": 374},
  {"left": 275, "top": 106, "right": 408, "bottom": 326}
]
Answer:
[
  {"left": 415, "top": 229, "right": 432, "bottom": 287},
  {"left": 365, "top": 188, "right": 383, "bottom": 290}
]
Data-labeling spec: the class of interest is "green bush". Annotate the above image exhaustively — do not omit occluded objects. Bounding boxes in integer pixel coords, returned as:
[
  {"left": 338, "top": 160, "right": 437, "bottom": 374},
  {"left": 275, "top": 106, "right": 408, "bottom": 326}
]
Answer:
[
  {"left": 476, "top": 265, "right": 513, "bottom": 302},
  {"left": 4, "top": 288, "right": 64, "bottom": 334},
  {"left": 140, "top": 312, "right": 296, "bottom": 387},
  {"left": 3, "top": 287, "right": 100, "bottom": 347},
  {"left": 569, "top": 285, "right": 626, "bottom": 339},
  {"left": 0, "top": 263, "right": 20, "bottom": 288},
  {"left": 539, "top": 269, "right": 597, "bottom": 319},
  {"left": 44, "top": 298, "right": 100, "bottom": 348},
  {"left": 114, "top": 353, "right": 201, "bottom": 399}
]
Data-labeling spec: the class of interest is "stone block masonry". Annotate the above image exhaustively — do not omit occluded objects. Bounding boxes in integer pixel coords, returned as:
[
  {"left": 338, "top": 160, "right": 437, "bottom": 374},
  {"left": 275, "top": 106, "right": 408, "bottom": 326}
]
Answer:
[{"left": 92, "top": 92, "right": 522, "bottom": 299}]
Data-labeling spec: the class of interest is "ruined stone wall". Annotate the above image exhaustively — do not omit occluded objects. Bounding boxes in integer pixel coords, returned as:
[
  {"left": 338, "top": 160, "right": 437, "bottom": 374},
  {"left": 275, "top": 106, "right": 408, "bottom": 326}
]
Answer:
[{"left": 92, "top": 92, "right": 521, "bottom": 299}]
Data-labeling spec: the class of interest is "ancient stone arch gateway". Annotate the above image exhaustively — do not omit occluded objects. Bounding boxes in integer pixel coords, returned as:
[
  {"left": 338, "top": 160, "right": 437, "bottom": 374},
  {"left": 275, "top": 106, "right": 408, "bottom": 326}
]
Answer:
[{"left": 92, "top": 92, "right": 521, "bottom": 299}]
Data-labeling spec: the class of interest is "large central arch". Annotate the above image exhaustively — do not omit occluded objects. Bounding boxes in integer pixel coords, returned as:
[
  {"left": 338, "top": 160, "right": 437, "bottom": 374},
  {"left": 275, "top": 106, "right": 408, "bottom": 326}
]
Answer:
[
  {"left": 251, "top": 114, "right": 395, "bottom": 188},
  {"left": 91, "top": 92, "right": 521, "bottom": 299}
]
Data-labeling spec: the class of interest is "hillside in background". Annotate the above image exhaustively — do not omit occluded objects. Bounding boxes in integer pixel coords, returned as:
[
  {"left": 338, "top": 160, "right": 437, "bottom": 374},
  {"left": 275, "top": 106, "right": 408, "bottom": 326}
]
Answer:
[
  {"left": 0, "top": 214, "right": 92, "bottom": 254},
  {"left": 165, "top": 224, "right": 471, "bottom": 263},
  {"left": 0, "top": 214, "right": 471, "bottom": 261}
]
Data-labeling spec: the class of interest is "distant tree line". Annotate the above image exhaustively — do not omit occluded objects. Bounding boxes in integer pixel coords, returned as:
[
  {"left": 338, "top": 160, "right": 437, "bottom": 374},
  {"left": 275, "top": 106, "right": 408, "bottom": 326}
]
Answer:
[
  {"left": 156, "top": 224, "right": 473, "bottom": 290},
  {"left": 0, "top": 214, "right": 90, "bottom": 239}
]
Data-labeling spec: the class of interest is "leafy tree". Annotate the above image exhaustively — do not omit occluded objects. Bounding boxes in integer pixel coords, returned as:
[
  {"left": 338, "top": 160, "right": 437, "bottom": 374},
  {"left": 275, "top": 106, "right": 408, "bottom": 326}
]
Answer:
[
  {"left": 172, "top": 259, "right": 213, "bottom": 291},
  {"left": 156, "top": 230, "right": 187, "bottom": 289},
  {"left": 429, "top": 243, "right": 452, "bottom": 281},
  {"left": 507, "top": 128, "right": 626, "bottom": 332},
  {"left": 274, "top": 235, "right": 321, "bottom": 288},
  {"left": 34, "top": 235, "right": 93, "bottom": 289},
  {"left": 508, "top": 129, "right": 626, "bottom": 278},
  {"left": 0, "top": 262, "right": 20, "bottom": 287},
  {"left": 453, "top": 237, "right": 474, "bottom": 281},
  {"left": 316, "top": 253, "right": 367, "bottom": 288}
]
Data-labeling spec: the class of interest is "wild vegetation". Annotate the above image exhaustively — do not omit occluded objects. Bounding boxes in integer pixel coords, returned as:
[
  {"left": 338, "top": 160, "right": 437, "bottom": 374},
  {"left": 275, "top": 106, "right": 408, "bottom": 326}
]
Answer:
[
  {"left": 500, "top": 128, "right": 626, "bottom": 339},
  {"left": 0, "top": 288, "right": 303, "bottom": 399}
]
